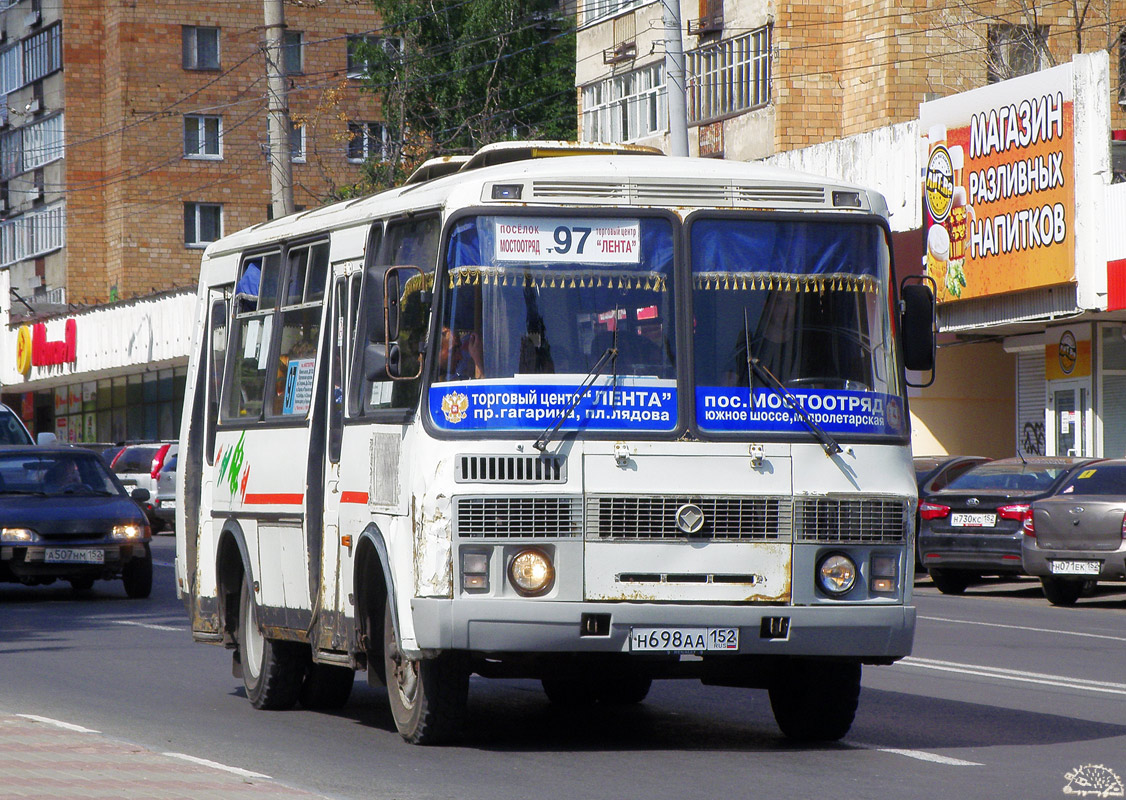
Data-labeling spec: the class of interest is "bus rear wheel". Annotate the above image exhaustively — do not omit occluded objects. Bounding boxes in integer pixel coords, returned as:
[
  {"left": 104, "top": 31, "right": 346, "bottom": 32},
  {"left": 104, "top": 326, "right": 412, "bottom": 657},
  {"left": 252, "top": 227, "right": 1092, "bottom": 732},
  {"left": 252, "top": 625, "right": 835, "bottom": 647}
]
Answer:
[
  {"left": 238, "top": 579, "right": 304, "bottom": 710},
  {"left": 769, "top": 660, "right": 860, "bottom": 742},
  {"left": 383, "top": 601, "right": 468, "bottom": 745}
]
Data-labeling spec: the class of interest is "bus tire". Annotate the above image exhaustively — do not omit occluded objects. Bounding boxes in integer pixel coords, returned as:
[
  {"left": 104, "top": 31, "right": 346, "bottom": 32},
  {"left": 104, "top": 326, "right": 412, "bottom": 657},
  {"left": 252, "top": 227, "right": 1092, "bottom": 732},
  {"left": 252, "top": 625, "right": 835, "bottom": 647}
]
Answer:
[
  {"left": 238, "top": 579, "right": 304, "bottom": 710},
  {"left": 122, "top": 545, "right": 153, "bottom": 599},
  {"left": 600, "top": 675, "right": 652, "bottom": 705},
  {"left": 300, "top": 663, "right": 355, "bottom": 710},
  {"left": 383, "top": 601, "right": 468, "bottom": 744},
  {"left": 768, "top": 660, "right": 860, "bottom": 742}
]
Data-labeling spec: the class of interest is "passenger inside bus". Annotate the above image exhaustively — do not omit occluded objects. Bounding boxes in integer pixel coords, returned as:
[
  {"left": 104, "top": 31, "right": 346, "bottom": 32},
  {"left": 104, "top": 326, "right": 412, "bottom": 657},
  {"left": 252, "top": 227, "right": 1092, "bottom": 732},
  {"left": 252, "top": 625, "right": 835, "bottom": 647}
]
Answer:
[{"left": 435, "top": 326, "right": 485, "bottom": 381}]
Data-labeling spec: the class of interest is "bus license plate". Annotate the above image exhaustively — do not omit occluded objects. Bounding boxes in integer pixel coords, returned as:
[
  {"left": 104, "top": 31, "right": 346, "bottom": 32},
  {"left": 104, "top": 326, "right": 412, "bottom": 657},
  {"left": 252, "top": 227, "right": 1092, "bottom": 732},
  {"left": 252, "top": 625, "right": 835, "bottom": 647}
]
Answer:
[
  {"left": 950, "top": 513, "right": 996, "bottom": 527},
  {"left": 630, "top": 627, "right": 739, "bottom": 652},
  {"left": 1049, "top": 560, "right": 1100, "bottom": 575},
  {"left": 44, "top": 548, "right": 104, "bottom": 565}
]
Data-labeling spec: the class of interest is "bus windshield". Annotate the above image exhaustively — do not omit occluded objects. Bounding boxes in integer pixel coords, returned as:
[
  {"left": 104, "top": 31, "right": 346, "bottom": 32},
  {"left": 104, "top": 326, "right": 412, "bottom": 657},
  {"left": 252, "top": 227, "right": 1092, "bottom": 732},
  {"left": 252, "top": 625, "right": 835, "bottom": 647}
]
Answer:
[
  {"left": 428, "top": 214, "right": 677, "bottom": 433},
  {"left": 691, "top": 216, "right": 905, "bottom": 438}
]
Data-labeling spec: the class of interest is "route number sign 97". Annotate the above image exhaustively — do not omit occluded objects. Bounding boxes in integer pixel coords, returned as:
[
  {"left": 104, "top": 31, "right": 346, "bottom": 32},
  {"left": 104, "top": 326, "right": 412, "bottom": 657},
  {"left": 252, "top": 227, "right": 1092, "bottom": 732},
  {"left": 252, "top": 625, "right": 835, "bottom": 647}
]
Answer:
[{"left": 494, "top": 217, "right": 641, "bottom": 264}]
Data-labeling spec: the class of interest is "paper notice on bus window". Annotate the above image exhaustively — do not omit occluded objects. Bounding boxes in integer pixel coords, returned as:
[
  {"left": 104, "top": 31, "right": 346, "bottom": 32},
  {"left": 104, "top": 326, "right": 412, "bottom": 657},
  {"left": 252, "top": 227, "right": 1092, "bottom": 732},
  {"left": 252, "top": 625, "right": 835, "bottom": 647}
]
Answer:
[
  {"left": 257, "top": 317, "right": 273, "bottom": 370},
  {"left": 282, "top": 358, "right": 316, "bottom": 415},
  {"left": 493, "top": 217, "right": 641, "bottom": 264}
]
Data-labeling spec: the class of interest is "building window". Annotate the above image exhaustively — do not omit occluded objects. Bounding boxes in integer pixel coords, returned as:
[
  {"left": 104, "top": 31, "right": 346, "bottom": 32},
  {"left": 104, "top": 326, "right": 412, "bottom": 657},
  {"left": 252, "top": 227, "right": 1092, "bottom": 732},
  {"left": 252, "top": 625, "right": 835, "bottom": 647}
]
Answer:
[
  {"left": 184, "top": 202, "right": 221, "bottom": 247},
  {"left": 184, "top": 115, "right": 221, "bottom": 158},
  {"left": 283, "top": 30, "right": 303, "bottom": 75},
  {"left": 582, "top": 0, "right": 644, "bottom": 26},
  {"left": 290, "top": 121, "right": 305, "bottom": 162},
  {"left": 1119, "top": 28, "right": 1126, "bottom": 105},
  {"left": 346, "top": 35, "right": 402, "bottom": 79},
  {"left": 183, "top": 26, "right": 220, "bottom": 70},
  {"left": 23, "top": 23, "right": 61, "bottom": 84},
  {"left": 986, "top": 24, "right": 1047, "bottom": 84},
  {"left": 687, "top": 26, "right": 771, "bottom": 124},
  {"left": 347, "top": 121, "right": 388, "bottom": 162},
  {"left": 581, "top": 62, "right": 667, "bottom": 143}
]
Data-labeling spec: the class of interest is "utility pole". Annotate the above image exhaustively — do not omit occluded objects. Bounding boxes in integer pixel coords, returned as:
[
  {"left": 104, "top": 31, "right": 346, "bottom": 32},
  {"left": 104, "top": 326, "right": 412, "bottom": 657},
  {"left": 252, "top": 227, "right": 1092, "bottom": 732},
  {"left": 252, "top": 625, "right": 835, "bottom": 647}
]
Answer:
[
  {"left": 661, "top": 0, "right": 689, "bottom": 157},
  {"left": 264, "top": 0, "right": 295, "bottom": 218}
]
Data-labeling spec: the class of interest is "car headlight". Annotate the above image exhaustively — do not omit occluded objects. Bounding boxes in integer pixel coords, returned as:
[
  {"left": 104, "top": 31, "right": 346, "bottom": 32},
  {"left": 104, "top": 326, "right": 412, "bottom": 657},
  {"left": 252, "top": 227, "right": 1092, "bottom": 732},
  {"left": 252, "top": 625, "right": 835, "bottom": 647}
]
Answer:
[
  {"left": 817, "top": 553, "right": 857, "bottom": 596},
  {"left": 508, "top": 548, "right": 554, "bottom": 597},
  {"left": 0, "top": 527, "right": 38, "bottom": 543},
  {"left": 111, "top": 523, "right": 148, "bottom": 541}
]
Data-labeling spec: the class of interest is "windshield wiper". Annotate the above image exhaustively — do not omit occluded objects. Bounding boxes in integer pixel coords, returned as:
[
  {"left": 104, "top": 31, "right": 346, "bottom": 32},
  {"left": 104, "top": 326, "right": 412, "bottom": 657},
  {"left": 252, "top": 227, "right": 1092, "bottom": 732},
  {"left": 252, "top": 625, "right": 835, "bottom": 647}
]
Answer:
[
  {"left": 533, "top": 342, "right": 618, "bottom": 453},
  {"left": 743, "top": 308, "right": 842, "bottom": 457}
]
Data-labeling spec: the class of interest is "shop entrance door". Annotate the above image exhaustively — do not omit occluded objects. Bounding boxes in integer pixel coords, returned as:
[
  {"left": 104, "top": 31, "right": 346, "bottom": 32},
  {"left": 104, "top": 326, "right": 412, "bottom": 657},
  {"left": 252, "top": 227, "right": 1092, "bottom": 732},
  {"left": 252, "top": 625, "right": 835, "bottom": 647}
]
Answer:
[{"left": 1050, "top": 380, "right": 1090, "bottom": 457}]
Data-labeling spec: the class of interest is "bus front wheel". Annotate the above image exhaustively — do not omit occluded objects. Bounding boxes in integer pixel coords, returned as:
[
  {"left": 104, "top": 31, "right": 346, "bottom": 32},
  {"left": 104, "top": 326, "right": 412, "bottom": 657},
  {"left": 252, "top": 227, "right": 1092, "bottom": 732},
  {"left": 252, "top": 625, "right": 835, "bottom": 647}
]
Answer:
[
  {"left": 383, "top": 601, "right": 468, "bottom": 744},
  {"left": 768, "top": 660, "right": 860, "bottom": 742},
  {"left": 238, "top": 579, "right": 304, "bottom": 710}
]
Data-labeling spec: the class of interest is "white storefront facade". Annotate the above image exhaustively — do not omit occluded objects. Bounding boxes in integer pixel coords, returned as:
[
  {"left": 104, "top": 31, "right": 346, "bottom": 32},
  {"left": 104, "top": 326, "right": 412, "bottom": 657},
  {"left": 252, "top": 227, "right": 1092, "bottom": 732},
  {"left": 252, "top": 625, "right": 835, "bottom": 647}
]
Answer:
[{"left": 0, "top": 268, "right": 195, "bottom": 443}]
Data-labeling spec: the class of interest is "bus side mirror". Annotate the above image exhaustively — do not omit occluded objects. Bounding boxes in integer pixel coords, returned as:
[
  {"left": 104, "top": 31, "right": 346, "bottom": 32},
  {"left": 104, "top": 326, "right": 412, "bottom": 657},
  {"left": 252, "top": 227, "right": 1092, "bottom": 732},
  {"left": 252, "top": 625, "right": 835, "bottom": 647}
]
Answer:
[
  {"left": 364, "top": 342, "right": 403, "bottom": 381},
  {"left": 900, "top": 278, "right": 936, "bottom": 386}
]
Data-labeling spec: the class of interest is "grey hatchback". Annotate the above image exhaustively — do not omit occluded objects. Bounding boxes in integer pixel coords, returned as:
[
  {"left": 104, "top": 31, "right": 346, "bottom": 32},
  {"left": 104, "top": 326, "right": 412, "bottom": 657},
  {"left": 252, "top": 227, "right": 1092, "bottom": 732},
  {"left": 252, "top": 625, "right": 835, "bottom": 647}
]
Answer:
[
  {"left": 917, "top": 456, "right": 1102, "bottom": 594},
  {"left": 1022, "top": 460, "right": 1126, "bottom": 605}
]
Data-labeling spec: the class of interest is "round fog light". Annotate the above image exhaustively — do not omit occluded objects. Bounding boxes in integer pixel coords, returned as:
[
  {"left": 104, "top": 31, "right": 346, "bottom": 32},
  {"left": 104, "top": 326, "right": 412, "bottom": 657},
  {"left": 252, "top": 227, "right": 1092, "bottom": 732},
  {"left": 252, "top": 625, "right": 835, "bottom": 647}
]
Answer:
[
  {"left": 817, "top": 553, "right": 857, "bottom": 596},
  {"left": 508, "top": 548, "right": 554, "bottom": 596}
]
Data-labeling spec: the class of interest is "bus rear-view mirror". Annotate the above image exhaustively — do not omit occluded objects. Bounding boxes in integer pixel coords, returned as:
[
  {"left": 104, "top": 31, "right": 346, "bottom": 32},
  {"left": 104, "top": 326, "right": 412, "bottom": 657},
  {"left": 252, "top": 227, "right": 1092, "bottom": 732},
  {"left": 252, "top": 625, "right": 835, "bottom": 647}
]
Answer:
[{"left": 900, "top": 279, "right": 936, "bottom": 380}]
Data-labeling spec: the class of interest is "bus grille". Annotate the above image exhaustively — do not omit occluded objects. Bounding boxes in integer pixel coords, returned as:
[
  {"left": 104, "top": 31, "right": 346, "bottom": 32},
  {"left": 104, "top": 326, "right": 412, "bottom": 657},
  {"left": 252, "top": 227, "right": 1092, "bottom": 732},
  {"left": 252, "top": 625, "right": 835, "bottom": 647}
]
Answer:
[
  {"left": 793, "top": 497, "right": 908, "bottom": 543},
  {"left": 455, "top": 497, "right": 582, "bottom": 538},
  {"left": 585, "top": 496, "right": 791, "bottom": 541},
  {"left": 455, "top": 454, "right": 566, "bottom": 484}
]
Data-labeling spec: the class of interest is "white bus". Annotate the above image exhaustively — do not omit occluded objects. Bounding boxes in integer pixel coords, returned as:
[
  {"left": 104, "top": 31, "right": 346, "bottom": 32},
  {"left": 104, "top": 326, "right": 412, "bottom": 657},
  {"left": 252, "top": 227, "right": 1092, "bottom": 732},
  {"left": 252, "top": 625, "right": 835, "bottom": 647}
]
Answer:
[{"left": 175, "top": 141, "right": 936, "bottom": 745}]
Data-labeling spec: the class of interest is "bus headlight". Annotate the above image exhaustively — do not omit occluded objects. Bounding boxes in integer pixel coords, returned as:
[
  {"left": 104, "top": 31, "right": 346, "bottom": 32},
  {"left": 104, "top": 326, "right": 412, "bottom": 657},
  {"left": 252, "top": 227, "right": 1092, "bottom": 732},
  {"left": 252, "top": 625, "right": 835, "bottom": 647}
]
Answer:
[
  {"left": 817, "top": 553, "right": 857, "bottom": 596},
  {"left": 508, "top": 548, "right": 554, "bottom": 597},
  {"left": 0, "top": 527, "right": 38, "bottom": 543}
]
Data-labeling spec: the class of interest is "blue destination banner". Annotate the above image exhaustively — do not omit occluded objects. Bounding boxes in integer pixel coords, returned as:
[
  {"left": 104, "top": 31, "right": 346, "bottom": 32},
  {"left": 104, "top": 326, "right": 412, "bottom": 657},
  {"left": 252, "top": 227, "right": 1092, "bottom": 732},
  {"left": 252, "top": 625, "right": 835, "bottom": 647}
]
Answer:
[
  {"left": 429, "top": 381, "right": 678, "bottom": 432},
  {"left": 696, "top": 386, "right": 905, "bottom": 436}
]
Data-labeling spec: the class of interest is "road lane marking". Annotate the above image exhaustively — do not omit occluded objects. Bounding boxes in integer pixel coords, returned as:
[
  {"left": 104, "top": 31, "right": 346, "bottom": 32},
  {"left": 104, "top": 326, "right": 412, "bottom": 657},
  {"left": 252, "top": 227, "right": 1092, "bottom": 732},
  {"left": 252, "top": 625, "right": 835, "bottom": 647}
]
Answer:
[
  {"left": 897, "top": 656, "right": 1126, "bottom": 696},
  {"left": 111, "top": 620, "right": 187, "bottom": 633},
  {"left": 920, "top": 615, "right": 1126, "bottom": 644},
  {"left": 153, "top": 559, "right": 175, "bottom": 568},
  {"left": 162, "top": 752, "right": 271, "bottom": 779},
  {"left": 856, "top": 744, "right": 983, "bottom": 766},
  {"left": 17, "top": 714, "right": 99, "bottom": 734}
]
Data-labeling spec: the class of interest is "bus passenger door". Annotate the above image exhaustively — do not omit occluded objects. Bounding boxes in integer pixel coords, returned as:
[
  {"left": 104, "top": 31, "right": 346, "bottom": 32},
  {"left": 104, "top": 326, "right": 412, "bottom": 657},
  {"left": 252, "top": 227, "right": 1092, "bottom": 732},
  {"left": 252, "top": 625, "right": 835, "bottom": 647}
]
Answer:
[{"left": 316, "top": 272, "right": 356, "bottom": 652}]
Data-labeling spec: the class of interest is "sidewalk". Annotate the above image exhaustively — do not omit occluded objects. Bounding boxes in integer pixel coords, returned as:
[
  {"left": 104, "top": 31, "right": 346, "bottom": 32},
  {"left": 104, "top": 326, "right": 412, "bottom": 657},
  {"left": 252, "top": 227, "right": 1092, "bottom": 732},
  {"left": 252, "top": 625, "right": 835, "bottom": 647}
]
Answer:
[{"left": 0, "top": 714, "right": 331, "bottom": 800}]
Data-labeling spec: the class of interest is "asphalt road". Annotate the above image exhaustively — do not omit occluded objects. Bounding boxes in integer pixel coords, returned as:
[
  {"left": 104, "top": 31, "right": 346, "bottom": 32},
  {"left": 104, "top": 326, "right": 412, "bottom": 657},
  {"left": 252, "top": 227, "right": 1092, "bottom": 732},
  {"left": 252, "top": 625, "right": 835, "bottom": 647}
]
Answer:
[{"left": 2, "top": 536, "right": 1125, "bottom": 800}]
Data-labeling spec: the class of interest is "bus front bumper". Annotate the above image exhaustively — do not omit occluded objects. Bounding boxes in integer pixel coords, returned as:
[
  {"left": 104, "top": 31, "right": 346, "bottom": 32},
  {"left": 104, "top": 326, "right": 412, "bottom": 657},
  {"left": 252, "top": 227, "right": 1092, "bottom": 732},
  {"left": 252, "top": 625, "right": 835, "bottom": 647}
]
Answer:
[{"left": 410, "top": 598, "right": 915, "bottom": 660}]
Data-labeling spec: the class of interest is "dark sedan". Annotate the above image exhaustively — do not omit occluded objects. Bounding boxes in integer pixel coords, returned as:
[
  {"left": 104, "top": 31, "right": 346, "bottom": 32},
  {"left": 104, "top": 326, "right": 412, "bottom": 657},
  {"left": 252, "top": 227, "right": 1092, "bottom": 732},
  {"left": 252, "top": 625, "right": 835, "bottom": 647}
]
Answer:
[
  {"left": 1023, "top": 460, "right": 1126, "bottom": 605},
  {"left": 0, "top": 447, "right": 153, "bottom": 597},
  {"left": 913, "top": 455, "right": 991, "bottom": 569},
  {"left": 917, "top": 456, "right": 1102, "bottom": 594}
]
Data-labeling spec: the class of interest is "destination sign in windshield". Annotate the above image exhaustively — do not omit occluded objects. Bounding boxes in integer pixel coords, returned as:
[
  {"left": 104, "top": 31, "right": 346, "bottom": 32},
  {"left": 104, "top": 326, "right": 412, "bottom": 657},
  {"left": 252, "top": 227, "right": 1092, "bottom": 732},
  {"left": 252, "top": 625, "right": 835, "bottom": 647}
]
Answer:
[{"left": 493, "top": 217, "right": 641, "bottom": 264}]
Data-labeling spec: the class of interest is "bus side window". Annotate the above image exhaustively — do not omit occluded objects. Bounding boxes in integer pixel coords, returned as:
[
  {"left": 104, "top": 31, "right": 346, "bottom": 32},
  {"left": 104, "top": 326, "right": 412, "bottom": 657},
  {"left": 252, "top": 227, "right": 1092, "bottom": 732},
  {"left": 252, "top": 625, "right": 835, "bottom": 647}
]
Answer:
[
  {"left": 225, "top": 251, "right": 282, "bottom": 420},
  {"left": 270, "top": 242, "right": 329, "bottom": 418},
  {"left": 355, "top": 216, "right": 438, "bottom": 415},
  {"left": 206, "top": 297, "right": 228, "bottom": 459},
  {"left": 328, "top": 276, "right": 348, "bottom": 463}
]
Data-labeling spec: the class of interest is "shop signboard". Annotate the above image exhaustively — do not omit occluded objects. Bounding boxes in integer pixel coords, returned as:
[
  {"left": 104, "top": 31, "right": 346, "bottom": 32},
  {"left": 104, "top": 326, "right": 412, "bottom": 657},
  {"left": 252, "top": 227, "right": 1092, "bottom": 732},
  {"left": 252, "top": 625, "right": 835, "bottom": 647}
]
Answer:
[{"left": 920, "top": 63, "right": 1074, "bottom": 303}]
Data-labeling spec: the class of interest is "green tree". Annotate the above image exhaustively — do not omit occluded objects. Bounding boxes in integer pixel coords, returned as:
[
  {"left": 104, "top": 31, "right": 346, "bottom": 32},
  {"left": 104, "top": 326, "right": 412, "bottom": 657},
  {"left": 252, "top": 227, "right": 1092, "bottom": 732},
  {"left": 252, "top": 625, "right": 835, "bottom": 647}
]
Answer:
[{"left": 349, "top": 0, "right": 575, "bottom": 193}]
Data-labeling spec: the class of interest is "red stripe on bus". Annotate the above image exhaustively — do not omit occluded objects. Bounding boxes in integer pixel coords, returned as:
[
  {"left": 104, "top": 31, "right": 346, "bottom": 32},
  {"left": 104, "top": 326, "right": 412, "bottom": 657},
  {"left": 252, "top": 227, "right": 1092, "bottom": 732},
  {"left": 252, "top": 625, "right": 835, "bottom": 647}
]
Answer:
[
  {"left": 340, "top": 491, "right": 369, "bottom": 504},
  {"left": 243, "top": 492, "right": 305, "bottom": 505}
]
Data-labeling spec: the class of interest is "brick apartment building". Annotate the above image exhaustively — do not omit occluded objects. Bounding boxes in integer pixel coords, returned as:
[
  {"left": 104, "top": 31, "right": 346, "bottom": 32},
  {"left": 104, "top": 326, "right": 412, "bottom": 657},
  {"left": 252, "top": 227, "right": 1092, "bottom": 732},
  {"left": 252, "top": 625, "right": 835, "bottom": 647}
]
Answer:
[
  {"left": 576, "top": 0, "right": 1126, "bottom": 158},
  {"left": 576, "top": 1, "right": 1126, "bottom": 460},
  {"left": 0, "top": 0, "right": 386, "bottom": 442}
]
